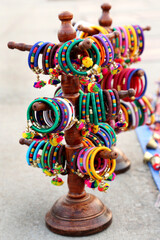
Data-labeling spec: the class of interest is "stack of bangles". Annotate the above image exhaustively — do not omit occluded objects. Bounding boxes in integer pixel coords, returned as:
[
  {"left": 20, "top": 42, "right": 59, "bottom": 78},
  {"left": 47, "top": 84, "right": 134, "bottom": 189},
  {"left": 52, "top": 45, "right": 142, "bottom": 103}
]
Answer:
[
  {"left": 70, "top": 146, "right": 116, "bottom": 192},
  {"left": 28, "top": 35, "right": 122, "bottom": 89},
  {"left": 101, "top": 68, "right": 147, "bottom": 101},
  {"left": 78, "top": 89, "right": 120, "bottom": 124},
  {"left": 82, "top": 122, "right": 117, "bottom": 148},
  {"left": 115, "top": 96, "right": 155, "bottom": 132},
  {"left": 26, "top": 142, "right": 67, "bottom": 185},
  {"left": 27, "top": 97, "right": 75, "bottom": 134},
  {"left": 75, "top": 23, "right": 144, "bottom": 65}
]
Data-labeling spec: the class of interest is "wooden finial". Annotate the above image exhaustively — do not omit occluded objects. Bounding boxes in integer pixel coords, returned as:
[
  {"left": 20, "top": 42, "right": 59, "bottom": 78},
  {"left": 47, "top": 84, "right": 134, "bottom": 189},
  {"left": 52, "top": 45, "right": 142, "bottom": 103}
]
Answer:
[
  {"left": 99, "top": 3, "right": 112, "bottom": 27},
  {"left": 118, "top": 89, "right": 136, "bottom": 99},
  {"left": 58, "top": 11, "right": 76, "bottom": 43}
]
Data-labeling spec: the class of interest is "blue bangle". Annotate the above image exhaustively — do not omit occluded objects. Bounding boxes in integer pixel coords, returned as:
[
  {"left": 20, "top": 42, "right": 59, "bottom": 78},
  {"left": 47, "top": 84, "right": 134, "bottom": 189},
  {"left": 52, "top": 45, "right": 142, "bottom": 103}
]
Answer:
[
  {"left": 127, "top": 68, "right": 147, "bottom": 100},
  {"left": 33, "top": 140, "right": 46, "bottom": 168},
  {"left": 26, "top": 140, "right": 36, "bottom": 166},
  {"left": 34, "top": 42, "right": 50, "bottom": 70},
  {"left": 96, "top": 129, "right": 110, "bottom": 147},
  {"left": 99, "top": 127, "right": 112, "bottom": 148},
  {"left": 28, "top": 41, "right": 43, "bottom": 69}
]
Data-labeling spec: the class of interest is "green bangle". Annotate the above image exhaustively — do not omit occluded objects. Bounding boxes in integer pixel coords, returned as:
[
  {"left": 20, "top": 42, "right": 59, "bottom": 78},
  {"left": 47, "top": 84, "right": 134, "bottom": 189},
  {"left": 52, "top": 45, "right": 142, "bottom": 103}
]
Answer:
[
  {"left": 79, "top": 92, "right": 84, "bottom": 120},
  {"left": 91, "top": 93, "right": 98, "bottom": 125},
  {"left": 134, "top": 100, "right": 144, "bottom": 126},
  {"left": 41, "top": 142, "right": 49, "bottom": 169},
  {"left": 86, "top": 92, "right": 91, "bottom": 122},
  {"left": 98, "top": 89, "right": 106, "bottom": 122},
  {"left": 27, "top": 98, "right": 60, "bottom": 133},
  {"left": 66, "top": 39, "right": 100, "bottom": 76}
]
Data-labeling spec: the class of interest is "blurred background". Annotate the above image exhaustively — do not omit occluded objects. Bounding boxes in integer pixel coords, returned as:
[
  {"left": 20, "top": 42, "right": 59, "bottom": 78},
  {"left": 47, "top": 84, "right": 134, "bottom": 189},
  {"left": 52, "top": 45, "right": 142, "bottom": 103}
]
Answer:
[{"left": 1, "top": 0, "right": 160, "bottom": 239}]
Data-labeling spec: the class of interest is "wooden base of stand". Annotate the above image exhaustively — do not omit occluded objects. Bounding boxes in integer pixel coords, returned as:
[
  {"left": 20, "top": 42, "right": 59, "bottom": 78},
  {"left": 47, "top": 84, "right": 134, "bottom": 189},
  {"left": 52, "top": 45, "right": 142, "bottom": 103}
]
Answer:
[
  {"left": 113, "top": 147, "right": 131, "bottom": 174},
  {"left": 45, "top": 193, "right": 112, "bottom": 236}
]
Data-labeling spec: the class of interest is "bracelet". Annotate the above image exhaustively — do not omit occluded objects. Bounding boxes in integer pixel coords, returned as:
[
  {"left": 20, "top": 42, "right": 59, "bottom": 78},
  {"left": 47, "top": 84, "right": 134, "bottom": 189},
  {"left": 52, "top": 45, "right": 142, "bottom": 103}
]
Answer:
[
  {"left": 95, "top": 92, "right": 102, "bottom": 122},
  {"left": 26, "top": 140, "right": 37, "bottom": 166},
  {"left": 32, "top": 140, "right": 46, "bottom": 168},
  {"left": 98, "top": 89, "right": 106, "bottom": 122},
  {"left": 108, "top": 89, "right": 117, "bottom": 118},
  {"left": 142, "top": 96, "right": 155, "bottom": 125},
  {"left": 27, "top": 98, "right": 60, "bottom": 133}
]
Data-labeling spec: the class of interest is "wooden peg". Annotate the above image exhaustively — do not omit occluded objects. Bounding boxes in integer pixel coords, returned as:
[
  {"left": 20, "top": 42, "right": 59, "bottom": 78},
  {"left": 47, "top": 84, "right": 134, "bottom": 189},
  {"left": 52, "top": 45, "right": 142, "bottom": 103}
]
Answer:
[
  {"left": 58, "top": 11, "right": 76, "bottom": 43},
  {"left": 32, "top": 102, "right": 50, "bottom": 111},
  {"left": 19, "top": 138, "right": 32, "bottom": 146},
  {"left": 134, "top": 69, "right": 144, "bottom": 77},
  {"left": 99, "top": 3, "right": 112, "bottom": 27},
  {"left": 7, "top": 41, "right": 32, "bottom": 51},
  {"left": 142, "top": 26, "right": 151, "bottom": 31},
  {"left": 77, "top": 25, "right": 98, "bottom": 35},
  {"left": 118, "top": 88, "right": 136, "bottom": 100},
  {"left": 106, "top": 31, "right": 119, "bottom": 39},
  {"left": 97, "top": 150, "right": 118, "bottom": 159}
]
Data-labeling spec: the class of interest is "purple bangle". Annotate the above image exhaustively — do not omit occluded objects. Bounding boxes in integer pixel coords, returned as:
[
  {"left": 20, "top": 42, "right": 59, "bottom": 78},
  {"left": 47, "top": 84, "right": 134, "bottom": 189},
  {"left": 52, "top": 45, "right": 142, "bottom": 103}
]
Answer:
[
  {"left": 100, "top": 34, "right": 114, "bottom": 61},
  {"left": 51, "top": 99, "right": 67, "bottom": 133},
  {"left": 137, "top": 25, "right": 145, "bottom": 54},
  {"left": 93, "top": 34, "right": 109, "bottom": 66}
]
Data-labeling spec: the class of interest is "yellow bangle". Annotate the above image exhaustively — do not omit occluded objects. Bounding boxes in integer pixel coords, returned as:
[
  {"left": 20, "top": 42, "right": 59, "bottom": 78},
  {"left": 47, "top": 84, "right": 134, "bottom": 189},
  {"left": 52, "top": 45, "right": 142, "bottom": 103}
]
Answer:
[
  {"left": 142, "top": 96, "right": 155, "bottom": 125},
  {"left": 127, "top": 25, "right": 138, "bottom": 56},
  {"left": 89, "top": 146, "right": 116, "bottom": 180},
  {"left": 124, "top": 26, "right": 131, "bottom": 53},
  {"left": 120, "top": 103, "right": 129, "bottom": 127}
]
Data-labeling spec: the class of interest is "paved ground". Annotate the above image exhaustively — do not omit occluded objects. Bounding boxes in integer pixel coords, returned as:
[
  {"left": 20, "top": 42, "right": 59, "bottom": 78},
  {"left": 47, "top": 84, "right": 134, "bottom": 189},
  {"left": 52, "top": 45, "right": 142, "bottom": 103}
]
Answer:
[{"left": 1, "top": 0, "right": 160, "bottom": 239}]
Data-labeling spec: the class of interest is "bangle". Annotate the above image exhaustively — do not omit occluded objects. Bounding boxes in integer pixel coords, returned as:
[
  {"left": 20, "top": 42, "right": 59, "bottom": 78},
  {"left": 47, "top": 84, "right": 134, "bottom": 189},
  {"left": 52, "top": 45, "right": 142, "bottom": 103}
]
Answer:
[
  {"left": 95, "top": 92, "right": 102, "bottom": 122},
  {"left": 51, "top": 144, "right": 62, "bottom": 170},
  {"left": 88, "top": 36, "right": 105, "bottom": 66},
  {"left": 98, "top": 89, "right": 106, "bottom": 122},
  {"left": 66, "top": 40, "right": 100, "bottom": 76},
  {"left": 127, "top": 69, "right": 147, "bottom": 99},
  {"left": 33, "top": 140, "right": 46, "bottom": 168},
  {"left": 86, "top": 92, "right": 91, "bottom": 122},
  {"left": 42, "top": 43, "right": 54, "bottom": 74},
  {"left": 28, "top": 41, "right": 43, "bottom": 70},
  {"left": 99, "top": 123, "right": 116, "bottom": 145},
  {"left": 108, "top": 89, "right": 117, "bottom": 118},
  {"left": 142, "top": 96, "right": 155, "bottom": 125},
  {"left": 82, "top": 94, "right": 87, "bottom": 120},
  {"left": 88, "top": 133, "right": 103, "bottom": 146},
  {"left": 127, "top": 25, "right": 137, "bottom": 57},
  {"left": 77, "top": 148, "right": 89, "bottom": 174},
  {"left": 103, "top": 90, "right": 112, "bottom": 120},
  {"left": 34, "top": 42, "right": 50, "bottom": 73},
  {"left": 27, "top": 98, "right": 60, "bottom": 133},
  {"left": 91, "top": 93, "right": 98, "bottom": 125},
  {"left": 41, "top": 142, "right": 51, "bottom": 169},
  {"left": 130, "top": 102, "right": 139, "bottom": 128},
  {"left": 133, "top": 25, "right": 145, "bottom": 55},
  {"left": 118, "top": 27, "right": 128, "bottom": 57},
  {"left": 83, "top": 147, "right": 95, "bottom": 173},
  {"left": 26, "top": 140, "right": 37, "bottom": 166},
  {"left": 49, "top": 44, "right": 59, "bottom": 68},
  {"left": 88, "top": 146, "right": 116, "bottom": 180},
  {"left": 96, "top": 129, "right": 110, "bottom": 147},
  {"left": 79, "top": 92, "right": 84, "bottom": 120}
]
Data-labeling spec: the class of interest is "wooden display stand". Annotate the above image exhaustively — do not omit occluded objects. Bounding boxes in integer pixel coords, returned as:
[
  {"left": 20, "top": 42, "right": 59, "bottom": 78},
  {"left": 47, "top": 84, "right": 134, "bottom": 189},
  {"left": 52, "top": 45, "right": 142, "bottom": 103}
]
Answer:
[{"left": 8, "top": 9, "right": 136, "bottom": 236}]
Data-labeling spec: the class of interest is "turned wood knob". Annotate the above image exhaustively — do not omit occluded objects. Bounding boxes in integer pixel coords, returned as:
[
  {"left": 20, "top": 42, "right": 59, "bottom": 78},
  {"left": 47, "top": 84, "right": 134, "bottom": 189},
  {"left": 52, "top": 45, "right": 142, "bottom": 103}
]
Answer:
[
  {"left": 99, "top": 3, "right": 112, "bottom": 27},
  {"left": 58, "top": 11, "right": 76, "bottom": 43}
]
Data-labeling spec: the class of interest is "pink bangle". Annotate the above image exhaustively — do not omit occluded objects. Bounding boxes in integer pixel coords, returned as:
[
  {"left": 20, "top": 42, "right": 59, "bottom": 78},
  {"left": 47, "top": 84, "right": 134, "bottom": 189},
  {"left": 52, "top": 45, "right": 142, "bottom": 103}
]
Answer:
[
  {"left": 130, "top": 102, "right": 139, "bottom": 128},
  {"left": 119, "top": 26, "right": 129, "bottom": 57},
  {"left": 83, "top": 147, "right": 95, "bottom": 172},
  {"left": 77, "top": 148, "right": 88, "bottom": 174}
]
